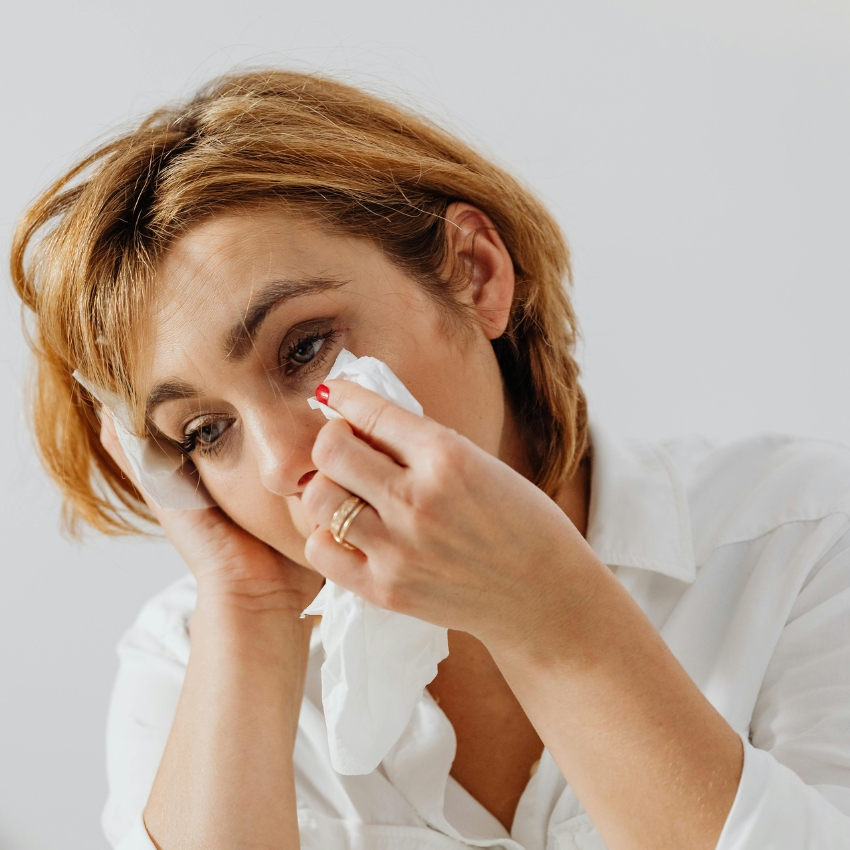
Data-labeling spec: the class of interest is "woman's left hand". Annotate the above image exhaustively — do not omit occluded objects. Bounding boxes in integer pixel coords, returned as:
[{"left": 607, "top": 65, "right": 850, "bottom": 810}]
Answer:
[{"left": 301, "top": 379, "right": 602, "bottom": 649}]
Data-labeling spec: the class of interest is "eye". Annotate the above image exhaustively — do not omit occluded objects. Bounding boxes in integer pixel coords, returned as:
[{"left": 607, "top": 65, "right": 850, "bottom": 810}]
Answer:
[
  {"left": 196, "top": 419, "right": 229, "bottom": 445},
  {"left": 290, "top": 335, "right": 326, "bottom": 365},
  {"left": 280, "top": 329, "right": 337, "bottom": 376},
  {"left": 181, "top": 417, "right": 232, "bottom": 455}
]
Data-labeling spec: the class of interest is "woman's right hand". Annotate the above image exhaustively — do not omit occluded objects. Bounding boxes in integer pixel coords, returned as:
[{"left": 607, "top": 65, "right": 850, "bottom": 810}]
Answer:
[
  {"left": 100, "top": 408, "right": 312, "bottom": 848},
  {"left": 100, "top": 408, "right": 324, "bottom": 614}
]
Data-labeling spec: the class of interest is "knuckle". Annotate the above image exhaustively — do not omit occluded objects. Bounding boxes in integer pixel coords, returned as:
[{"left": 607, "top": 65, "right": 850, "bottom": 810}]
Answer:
[
  {"left": 387, "top": 474, "right": 417, "bottom": 510},
  {"left": 355, "top": 401, "right": 385, "bottom": 441},
  {"left": 422, "top": 430, "right": 463, "bottom": 487},
  {"left": 311, "top": 421, "right": 346, "bottom": 469},
  {"left": 300, "top": 478, "right": 321, "bottom": 515}
]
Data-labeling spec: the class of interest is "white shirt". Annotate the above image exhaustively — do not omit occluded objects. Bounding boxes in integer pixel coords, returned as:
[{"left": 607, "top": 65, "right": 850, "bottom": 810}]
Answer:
[{"left": 102, "top": 422, "right": 850, "bottom": 849}]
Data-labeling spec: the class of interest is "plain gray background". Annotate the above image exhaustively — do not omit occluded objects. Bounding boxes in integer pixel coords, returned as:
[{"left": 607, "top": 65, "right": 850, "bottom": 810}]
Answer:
[{"left": 1, "top": 1, "right": 848, "bottom": 847}]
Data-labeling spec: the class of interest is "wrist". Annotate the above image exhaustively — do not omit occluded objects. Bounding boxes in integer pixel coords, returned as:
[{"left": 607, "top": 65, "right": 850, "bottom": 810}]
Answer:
[
  {"left": 196, "top": 570, "right": 323, "bottom": 616},
  {"left": 190, "top": 591, "right": 316, "bottom": 725},
  {"left": 193, "top": 587, "right": 315, "bottom": 658},
  {"left": 482, "top": 552, "right": 619, "bottom": 671}
]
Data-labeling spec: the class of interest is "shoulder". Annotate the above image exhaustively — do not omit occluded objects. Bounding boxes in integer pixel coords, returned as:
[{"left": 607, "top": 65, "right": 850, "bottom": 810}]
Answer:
[
  {"left": 116, "top": 571, "right": 197, "bottom": 668},
  {"left": 660, "top": 432, "right": 850, "bottom": 559}
]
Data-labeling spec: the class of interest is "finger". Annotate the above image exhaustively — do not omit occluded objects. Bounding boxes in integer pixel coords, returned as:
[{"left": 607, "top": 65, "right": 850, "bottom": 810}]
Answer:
[
  {"left": 304, "top": 526, "right": 374, "bottom": 597},
  {"left": 302, "top": 470, "right": 387, "bottom": 554},
  {"left": 319, "top": 379, "right": 438, "bottom": 466},
  {"left": 311, "top": 417, "right": 403, "bottom": 509}
]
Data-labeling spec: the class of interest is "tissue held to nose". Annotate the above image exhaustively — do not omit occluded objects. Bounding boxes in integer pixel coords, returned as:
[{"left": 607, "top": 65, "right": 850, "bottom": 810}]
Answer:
[{"left": 302, "top": 349, "right": 449, "bottom": 775}]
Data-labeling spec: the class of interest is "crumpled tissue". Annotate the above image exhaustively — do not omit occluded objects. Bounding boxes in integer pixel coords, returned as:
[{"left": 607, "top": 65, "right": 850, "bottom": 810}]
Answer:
[
  {"left": 72, "top": 372, "right": 214, "bottom": 510},
  {"left": 302, "top": 349, "right": 450, "bottom": 775}
]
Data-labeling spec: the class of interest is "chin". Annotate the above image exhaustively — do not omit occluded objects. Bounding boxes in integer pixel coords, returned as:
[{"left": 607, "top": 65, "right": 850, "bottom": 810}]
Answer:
[
  {"left": 255, "top": 523, "right": 310, "bottom": 567},
  {"left": 259, "top": 501, "right": 313, "bottom": 567}
]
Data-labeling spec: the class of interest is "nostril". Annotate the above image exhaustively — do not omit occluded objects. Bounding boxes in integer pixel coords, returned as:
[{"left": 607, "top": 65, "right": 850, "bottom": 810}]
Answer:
[{"left": 298, "top": 470, "right": 318, "bottom": 488}]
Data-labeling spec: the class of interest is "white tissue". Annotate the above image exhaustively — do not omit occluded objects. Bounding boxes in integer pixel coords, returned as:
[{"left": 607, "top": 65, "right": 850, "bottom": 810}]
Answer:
[
  {"left": 72, "top": 372, "right": 214, "bottom": 511},
  {"left": 307, "top": 348, "right": 424, "bottom": 419},
  {"left": 302, "top": 349, "right": 450, "bottom": 775}
]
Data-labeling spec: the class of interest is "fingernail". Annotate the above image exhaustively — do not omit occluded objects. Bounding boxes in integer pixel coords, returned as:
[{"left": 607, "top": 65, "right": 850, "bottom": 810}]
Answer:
[{"left": 315, "top": 384, "right": 330, "bottom": 404}]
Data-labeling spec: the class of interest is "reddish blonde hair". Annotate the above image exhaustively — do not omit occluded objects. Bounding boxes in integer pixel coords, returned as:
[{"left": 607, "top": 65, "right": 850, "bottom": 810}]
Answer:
[{"left": 10, "top": 69, "right": 588, "bottom": 536}]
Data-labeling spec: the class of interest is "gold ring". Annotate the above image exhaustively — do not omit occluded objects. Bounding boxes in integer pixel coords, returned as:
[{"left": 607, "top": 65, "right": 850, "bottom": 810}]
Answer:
[{"left": 330, "top": 495, "right": 368, "bottom": 550}]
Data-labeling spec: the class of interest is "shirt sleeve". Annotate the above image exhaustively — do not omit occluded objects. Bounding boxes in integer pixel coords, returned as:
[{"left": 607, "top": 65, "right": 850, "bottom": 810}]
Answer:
[
  {"left": 101, "top": 578, "right": 193, "bottom": 849},
  {"left": 716, "top": 525, "right": 850, "bottom": 849}
]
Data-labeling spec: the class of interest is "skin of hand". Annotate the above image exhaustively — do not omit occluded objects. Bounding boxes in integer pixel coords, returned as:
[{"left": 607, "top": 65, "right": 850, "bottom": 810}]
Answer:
[
  {"left": 100, "top": 408, "right": 325, "bottom": 614},
  {"left": 300, "top": 381, "right": 744, "bottom": 850},
  {"left": 301, "top": 381, "right": 600, "bottom": 647}
]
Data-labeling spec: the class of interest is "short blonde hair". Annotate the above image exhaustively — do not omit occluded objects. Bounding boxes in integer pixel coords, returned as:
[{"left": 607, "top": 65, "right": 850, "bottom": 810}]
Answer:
[{"left": 10, "top": 69, "right": 588, "bottom": 536}]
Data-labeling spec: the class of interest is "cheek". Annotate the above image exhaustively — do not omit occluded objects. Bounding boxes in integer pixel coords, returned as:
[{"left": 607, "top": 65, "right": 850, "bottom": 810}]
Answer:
[
  {"left": 205, "top": 474, "right": 314, "bottom": 567},
  {"left": 399, "top": 343, "right": 503, "bottom": 453}
]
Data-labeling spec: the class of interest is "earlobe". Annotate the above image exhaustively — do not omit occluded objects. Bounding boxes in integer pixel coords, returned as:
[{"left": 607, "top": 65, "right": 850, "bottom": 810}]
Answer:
[{"left": 445, "top": 202, "right": 515, "bottom": 340}]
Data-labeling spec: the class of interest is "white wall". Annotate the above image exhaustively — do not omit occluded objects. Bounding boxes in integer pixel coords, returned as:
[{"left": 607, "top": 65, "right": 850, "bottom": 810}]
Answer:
[{"left": 1, "top": 1, "right": 848, "bottom": 847}]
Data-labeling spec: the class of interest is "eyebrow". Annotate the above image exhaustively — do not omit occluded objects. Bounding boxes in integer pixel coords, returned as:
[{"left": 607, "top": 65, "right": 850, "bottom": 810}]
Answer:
[
  {"left": 144, "top": 378, "right": 199, "bottom": 421},
  {"left": 222, "top": 276, "right": 348, "bottom": 362},
  {"left": 144, "top": 276, "right": 348, "bottom": 421}
]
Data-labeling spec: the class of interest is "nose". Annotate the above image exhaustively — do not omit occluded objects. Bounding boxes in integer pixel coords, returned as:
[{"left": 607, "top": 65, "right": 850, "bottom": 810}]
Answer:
[{"left": 241, "top": 404, "right": 318, "bottom": 497}]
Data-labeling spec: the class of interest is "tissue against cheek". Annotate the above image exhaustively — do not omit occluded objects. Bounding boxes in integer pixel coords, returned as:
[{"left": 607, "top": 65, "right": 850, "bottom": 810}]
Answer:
[
  {"left": 303, "top": 349, "right": 448, "bottom": 775},
  {"left": 72, "top": 371, "right": 214, "bottom": 511}
]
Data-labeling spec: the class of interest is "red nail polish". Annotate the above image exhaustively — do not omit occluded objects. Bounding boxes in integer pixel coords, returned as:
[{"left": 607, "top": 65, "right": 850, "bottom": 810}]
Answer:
[{"left": 315, "top": 384, "right": 330, "bottom": 404}]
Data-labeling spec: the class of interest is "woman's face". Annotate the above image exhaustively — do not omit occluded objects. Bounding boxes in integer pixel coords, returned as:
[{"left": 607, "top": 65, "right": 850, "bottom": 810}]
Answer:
[{"left": 142, "top": 206, "right": 520, "bottom": 566}]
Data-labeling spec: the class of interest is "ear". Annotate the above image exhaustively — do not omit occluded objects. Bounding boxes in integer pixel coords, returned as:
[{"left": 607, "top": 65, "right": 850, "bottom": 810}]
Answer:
[{"left": 444, "top": 202, "right": 515, "bottom": 340}]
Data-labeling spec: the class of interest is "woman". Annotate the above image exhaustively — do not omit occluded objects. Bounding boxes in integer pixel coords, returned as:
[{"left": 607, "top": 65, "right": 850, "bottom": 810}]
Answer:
[{"left": 10, "top": 70, "right": 850, "bottom": 850}]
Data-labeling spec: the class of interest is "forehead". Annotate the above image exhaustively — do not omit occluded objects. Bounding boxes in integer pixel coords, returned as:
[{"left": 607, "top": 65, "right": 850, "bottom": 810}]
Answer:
[
  {"left": 156, "top": 208, "right": 361, "bottom": 298},
  {"left": 137, "top": 207, "right": 424, "bottom": 387}
]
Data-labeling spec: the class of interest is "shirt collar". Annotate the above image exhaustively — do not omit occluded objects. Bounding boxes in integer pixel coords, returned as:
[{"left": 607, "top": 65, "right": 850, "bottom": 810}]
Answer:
[{"left": 585, "top": 419, "right": 696, "bottom": 583}]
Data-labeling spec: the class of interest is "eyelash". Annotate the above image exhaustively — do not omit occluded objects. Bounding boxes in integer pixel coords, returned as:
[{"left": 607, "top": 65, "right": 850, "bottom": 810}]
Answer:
[
  {"left": 178, "top": 425, "right": 225, "bottom": 458},
  {"left": 279, "top": 328, "right": 338, "bottom": 377},
  {"left": 178, "top": 327, "right": 339, "bottom": 458}
]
